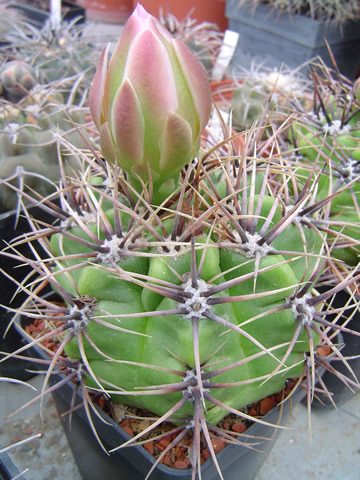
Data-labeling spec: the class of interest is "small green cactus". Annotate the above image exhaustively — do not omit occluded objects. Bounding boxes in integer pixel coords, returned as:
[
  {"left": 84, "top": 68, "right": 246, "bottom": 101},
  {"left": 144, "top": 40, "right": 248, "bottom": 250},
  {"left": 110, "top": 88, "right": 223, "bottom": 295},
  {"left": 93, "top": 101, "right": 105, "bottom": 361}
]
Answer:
[
  {"left": 232, "top": 78, "right": 274, "bottom": 129},
  {"left": 288, "top": 62, "right": 360, "bottom": 264},
  {"left": 236, "top": 0, "right": 360, "bottom": 24},
  {"left": 0, "top": 73, "right": 88, "bottom": 211},
  {"left": 0, "top": 6, "right": 99, "bottom": 100},
  {"left": 230, "top": 67, "right": 307, "bottom": 131}
]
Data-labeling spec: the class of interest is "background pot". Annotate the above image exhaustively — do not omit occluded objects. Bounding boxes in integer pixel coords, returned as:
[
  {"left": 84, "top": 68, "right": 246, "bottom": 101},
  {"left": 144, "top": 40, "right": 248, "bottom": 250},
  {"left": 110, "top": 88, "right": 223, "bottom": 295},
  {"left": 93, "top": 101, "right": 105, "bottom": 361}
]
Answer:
[
  {"left": 78, "top": 0, "right": 133, "bottom": 23},
  {"left": 134, "top": 0, "right": 228, "bottom": 31},
  {"left": 225, "top": 1, "right": 360, "bottom": 80},
  {"left": 8, "top": 1, "right": 85, "bottom": 26},
  {"left": 0, "top": 208, "right": 51, "bottom": 380}
]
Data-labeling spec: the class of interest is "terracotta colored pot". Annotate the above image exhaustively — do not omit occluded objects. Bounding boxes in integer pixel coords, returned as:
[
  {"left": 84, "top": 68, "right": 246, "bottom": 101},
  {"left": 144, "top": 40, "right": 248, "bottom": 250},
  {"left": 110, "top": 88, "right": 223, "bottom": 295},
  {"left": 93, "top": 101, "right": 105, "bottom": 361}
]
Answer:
[
  {"left": 210, "top": 79, "right": 238, "bottom": 103},
  {"left": 133, "top": 0, "right": 228, "bottom": 31},
  {"left": 78, "top": 0, "right": 133, "bottom": 23}
]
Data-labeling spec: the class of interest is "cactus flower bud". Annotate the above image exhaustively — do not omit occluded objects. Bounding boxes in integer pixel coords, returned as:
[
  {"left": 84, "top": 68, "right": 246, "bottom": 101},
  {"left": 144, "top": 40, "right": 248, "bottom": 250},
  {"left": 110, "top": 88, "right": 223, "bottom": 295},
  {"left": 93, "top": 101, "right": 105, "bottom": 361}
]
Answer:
[{"left": 89, "top": 3, "right": 212, "bottom": 203}]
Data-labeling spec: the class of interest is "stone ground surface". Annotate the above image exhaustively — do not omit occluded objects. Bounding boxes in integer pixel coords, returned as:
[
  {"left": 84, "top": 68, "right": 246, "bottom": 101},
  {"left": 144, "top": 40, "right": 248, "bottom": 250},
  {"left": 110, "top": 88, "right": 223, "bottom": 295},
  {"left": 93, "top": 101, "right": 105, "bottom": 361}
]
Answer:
[
  {"left": 1, "top": 374, "right": 359, "bottom": 480},
  {"left": 0, "top": 375, "right": 82, "bottom": 480},
  {"left": 255, "top": 391, "right": 360, "bottom": 480}
]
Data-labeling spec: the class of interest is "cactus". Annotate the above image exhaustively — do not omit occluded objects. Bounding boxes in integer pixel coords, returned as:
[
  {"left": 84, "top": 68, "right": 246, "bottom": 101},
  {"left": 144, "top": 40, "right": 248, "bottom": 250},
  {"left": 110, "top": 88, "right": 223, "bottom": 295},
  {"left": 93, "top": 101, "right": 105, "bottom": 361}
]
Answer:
[
  {"left": 0, "top": 70, "right": 89, "bottom": 211},
  {"left": 158, "top": 8, "right": 224, "bottom": 74},
  {"left": 1, "top": 5, "right": 359, "bottom": 479},
  {"left": 231, "top": 77, "right": 276, "bottom": 130},
  {"left": 287, "top": 61, "right": 360, "bottom": 265},
  {"left": 0, "top": 5, "right": 99, "bottom": 100},
  {"left": 230, "top": 65, "right": 308, "bottom": 131},
  {"left": 235, "top": 0, "right": 360, "bottom": 24},
  {"left": 0, "top": 4, "right": 99, "bottom": 213},
  {"left": 0, "top": 2, "right": 31, "bottom": 39}
]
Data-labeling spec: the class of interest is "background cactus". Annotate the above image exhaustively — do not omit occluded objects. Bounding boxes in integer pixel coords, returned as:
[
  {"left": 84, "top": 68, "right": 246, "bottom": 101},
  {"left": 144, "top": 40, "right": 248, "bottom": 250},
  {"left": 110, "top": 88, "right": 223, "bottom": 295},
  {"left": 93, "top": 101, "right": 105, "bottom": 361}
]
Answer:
[
  {"left": 287, "top": 61, "right": 360, "bottom": 265},
  {"left": 230, "top": 65, "right": 309, "bottom": 131},
  {"left": 0, "top": 2, "right": 31, "bottom": 39},
  {"left": 158, "top": 9, "right": 224, "bottom": 75},
  {"left": 0, "top": 3, "right": 101, "bottom": 213},
  {"left": 0, "top": 61, "right": 36, "bottom": 102},
  {"left": 1, "top": 6, "right": 359, "bottom": 479},
  {"left": 235, "top": 0, "right": 360, "bottom": 24},
  {"left": 0, "top": 69, "right": 89, "bottom": 211},
  {"left": 1, "top": 3, "right": 99, "bottom": 101},
  {"left": 231, "top": 76, "right": 277, "bottom": 130}
]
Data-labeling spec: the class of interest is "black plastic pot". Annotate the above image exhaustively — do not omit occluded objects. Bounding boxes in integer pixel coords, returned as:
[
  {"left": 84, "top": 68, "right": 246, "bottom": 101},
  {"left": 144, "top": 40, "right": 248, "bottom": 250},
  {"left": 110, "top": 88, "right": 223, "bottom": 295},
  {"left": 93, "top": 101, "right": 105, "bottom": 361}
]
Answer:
[
  {"left": 0, "top": 208, "right": 51, "bottom": 380},
  {"left": 61, "top": 1, "right": 86, "bottom": 22},
  {"left": 309, "top": 289, "right": 360, "bottom": 408},
  {"left": 53, "top": 382, "right": 306, "bottom": 480},
  {"left": 225, "top": 1, "right": 360, "bottom": 80},
  {"left": 16, "top": 309, "right": 305, "bottom": 480},
  {"left": 0, "top": 450, "right": 25, "bottom": 480},
  {"left": 8, "top": 1, "right": 85, "bottom": 27},
  {"left": 0, "top": 209, "right": 50, "bottom": 309},
  {"left": 0, "top": 309, "right": 36, "bottom": 381}
]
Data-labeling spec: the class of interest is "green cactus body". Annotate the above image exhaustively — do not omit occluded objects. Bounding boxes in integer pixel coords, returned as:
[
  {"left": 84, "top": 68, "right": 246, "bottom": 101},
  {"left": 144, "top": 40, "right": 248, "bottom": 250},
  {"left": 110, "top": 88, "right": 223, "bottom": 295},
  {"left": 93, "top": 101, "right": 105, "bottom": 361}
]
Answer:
[
  {"left": 290, "top": 111, "right": 360, "bottom": 265},
  {"left": 61, "top": 239, "right": 308, "bottom": 424},
  {"left": 232, "top": 80, "right": 275, "bottom": 130},
  {"left": 49, "top": 187, "right": 321, "bottom": 427}
]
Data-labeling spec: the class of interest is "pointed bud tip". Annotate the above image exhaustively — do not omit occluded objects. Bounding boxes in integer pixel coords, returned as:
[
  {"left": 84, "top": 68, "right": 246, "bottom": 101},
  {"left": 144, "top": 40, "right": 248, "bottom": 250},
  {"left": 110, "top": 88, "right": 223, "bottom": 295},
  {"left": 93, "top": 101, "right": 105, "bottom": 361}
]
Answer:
[{"left": 133, "top": 3, "right": 149, "bottom": 19}]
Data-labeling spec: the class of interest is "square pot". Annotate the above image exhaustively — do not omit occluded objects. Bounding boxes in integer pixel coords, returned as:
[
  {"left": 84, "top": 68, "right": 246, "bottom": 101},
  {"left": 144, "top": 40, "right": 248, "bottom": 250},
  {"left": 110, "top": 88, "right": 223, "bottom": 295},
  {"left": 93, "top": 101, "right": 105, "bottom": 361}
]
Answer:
[
  {"left": 308, "top": 290, "right": 360, "bottom": 408},
  {"left": 0, "top": 208, "right": 52, "bottom": 380},
  {"left": 225, "top": 1, "right": 360, "bottom": 79},
  {"left": 8, "top": 2, "right": 85, "bottom": 27},
  {"left": 17, "top": 312, "right": 305, "bottom": 480},
  {"left": 0, "top": 450, "right": 25, "bottom": 480},
  {"left": 50, "top": 377, "right": 304, "bottom": 480}
]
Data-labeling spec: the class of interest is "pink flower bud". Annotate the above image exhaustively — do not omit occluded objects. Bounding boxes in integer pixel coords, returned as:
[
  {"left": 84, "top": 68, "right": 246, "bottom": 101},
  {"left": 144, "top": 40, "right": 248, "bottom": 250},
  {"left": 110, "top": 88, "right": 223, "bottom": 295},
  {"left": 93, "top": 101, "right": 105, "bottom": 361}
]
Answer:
[{"left": 89, "top": 3, "right": 212, "bottom": 202}]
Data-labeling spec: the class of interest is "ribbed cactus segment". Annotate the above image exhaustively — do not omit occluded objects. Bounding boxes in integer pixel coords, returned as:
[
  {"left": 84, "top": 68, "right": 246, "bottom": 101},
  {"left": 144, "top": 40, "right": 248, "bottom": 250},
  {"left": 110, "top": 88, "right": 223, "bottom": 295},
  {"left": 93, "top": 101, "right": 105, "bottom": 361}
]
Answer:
[
  {"left": 44, "top": 162, "right": 324, "bottom": 427},
  {"left": 232, "top": 79, "right": 274, "bottom": 129},
  {"left": 288, "top": 65, "right": 360, "bottom": 264},
  {"left": 60, "top": 238, "right": 307, "bottom": 424}
]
